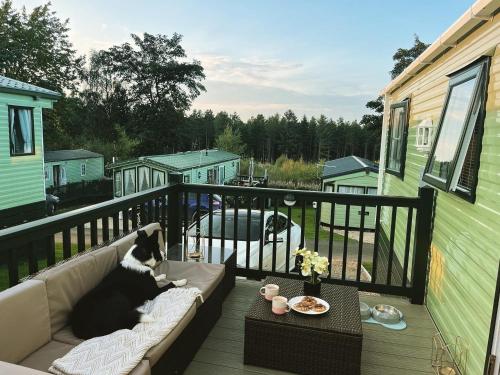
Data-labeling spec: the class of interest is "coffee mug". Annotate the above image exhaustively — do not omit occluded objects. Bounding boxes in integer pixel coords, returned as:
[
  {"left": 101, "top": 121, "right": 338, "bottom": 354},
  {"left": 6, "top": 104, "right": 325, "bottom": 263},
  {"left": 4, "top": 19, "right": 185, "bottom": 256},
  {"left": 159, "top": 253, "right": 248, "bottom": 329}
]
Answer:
[
  {"left": 259, "top": 284, "right": 279, "bottom": 301},
  {"left": 272, "top": 296, "right": 291, "bottom": 315}
]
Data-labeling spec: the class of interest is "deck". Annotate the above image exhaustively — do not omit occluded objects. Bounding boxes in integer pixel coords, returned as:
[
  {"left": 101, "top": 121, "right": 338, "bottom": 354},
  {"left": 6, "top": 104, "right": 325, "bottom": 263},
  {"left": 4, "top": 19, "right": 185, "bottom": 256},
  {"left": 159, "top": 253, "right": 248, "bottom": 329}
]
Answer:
[{"left": 185, "top": 279, "right": 436, "bottom": 375}]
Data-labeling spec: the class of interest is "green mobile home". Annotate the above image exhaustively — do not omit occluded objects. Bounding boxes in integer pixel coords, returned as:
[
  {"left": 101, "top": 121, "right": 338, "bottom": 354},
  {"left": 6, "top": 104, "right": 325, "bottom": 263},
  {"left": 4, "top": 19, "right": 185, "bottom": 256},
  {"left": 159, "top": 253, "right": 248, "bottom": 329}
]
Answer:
[
  {"left": 44, "top": 149, "right": 104, "bottom": 189},
  {"left": 378, "top": 2, "right": 500, "bottom": 373},
  {"left": 0, "top": 76, "right": 60, "bottom": 227},
  {"left": 109, "top": 149, "right": 240, "bottom": 197},
  {"left": 320, "top": 156, "right": 378, "bottom": 230}
]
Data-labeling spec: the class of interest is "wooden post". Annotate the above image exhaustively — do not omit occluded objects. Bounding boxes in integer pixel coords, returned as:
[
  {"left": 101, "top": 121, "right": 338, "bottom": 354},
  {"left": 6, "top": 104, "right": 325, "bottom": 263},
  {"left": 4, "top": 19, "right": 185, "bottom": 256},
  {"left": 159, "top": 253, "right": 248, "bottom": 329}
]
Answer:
[{"left": 411, "top": 186, "right": 435, "bottom": 304}]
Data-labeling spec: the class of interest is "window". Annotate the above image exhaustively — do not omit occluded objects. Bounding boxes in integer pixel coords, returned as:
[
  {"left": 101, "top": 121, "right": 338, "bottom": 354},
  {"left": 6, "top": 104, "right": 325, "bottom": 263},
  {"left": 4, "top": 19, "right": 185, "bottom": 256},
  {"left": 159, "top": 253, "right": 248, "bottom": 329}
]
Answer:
[
  {"left": 123, "top": 168, "right": 136, "bottom": 195},
  {"left": 416, "top": 119, "right": 435, "bottom": 152},
  {"left": 207, "top": 169, "right": 214, "bottom": 183},
  {"left": 386, "top": 100, "right": 409, "bottom": 178},
  {"left": 366, "top": 187, "right": 378, "bottom": 195},
  {"left": 9, "top": 106, "right": 34, "bottom": 156},
  {"left": 138, "top": 166, "right": 150, "bottom": 191},
  {"left": 184, "top": 175, "right": 190, "bottom": 183},
  {"left": 423, "top": 58, "right": 489, "bottom": 200},
  {"left": 114, "top": 171, "right": 122, "bottom": 197},
  {"left": 324, "top": 184, "right": 333, "bottom": 193},
  {"left": 338, "top": 185, "right": 365, "bottom": 194},
  {"left": 80, "top": 163, "right": 86, "bottom": 176},
  {"left": 152, "top": 169, "right": 165, "bottom": 188}
]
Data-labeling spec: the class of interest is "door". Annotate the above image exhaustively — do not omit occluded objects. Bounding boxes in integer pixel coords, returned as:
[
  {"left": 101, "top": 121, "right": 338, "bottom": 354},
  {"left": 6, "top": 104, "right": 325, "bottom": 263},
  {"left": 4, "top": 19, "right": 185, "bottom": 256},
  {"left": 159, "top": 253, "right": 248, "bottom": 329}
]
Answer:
[
  {"left": 53, "top": 165, "right": 60, "bottom": 187},
  {"left": 218, "top": 166, "right": 225, "bottom": 184}
]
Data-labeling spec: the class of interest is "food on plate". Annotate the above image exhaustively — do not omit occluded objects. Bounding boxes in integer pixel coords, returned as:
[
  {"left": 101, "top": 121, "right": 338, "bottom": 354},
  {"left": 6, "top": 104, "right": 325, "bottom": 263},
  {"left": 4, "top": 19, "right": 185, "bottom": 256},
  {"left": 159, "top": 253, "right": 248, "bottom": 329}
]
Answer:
[{"left": 293, "top": 296, "right": 326, "bottom": 312}]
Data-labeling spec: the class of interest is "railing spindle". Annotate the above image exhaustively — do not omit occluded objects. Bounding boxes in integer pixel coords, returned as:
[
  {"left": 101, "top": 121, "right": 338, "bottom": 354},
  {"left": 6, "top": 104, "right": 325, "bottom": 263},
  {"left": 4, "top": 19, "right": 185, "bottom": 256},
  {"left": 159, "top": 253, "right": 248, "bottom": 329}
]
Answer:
[
  {"left": 90, "top": 220, "right": 98, "bottom": 247},
  {"left": 372, "top": 205, "right": 381, "bottom": 284},
  {"left": 183, "top": 192, "right": 189, "bottom": 240},
  {"left": 208, "top": 194, "right": 214, "bottom": 248},
  {"left": 62, "top": 228, "right": 71, "bottom": 259},
  {"left": 259, "top": 196, "right": 264, "bottom": 271},
  {"left": 286, "top": 204, "right": 291, "bottom": 274},
  {"left": 314, "top": 201, "right": 321, "bottom": 254},
  {"left": 300, "top": 199, "right": 306, "bottom": 249},
  {"left": 28, "top": 242, "right": 38, "bottom": 274},
  {"left": 8, "top": 248, "right": 19, "bottom": 287},
  {"left": 403, "top": 207, "right": 413, "bottom": 287},
  {"left": 272, "top": 198, "right": 278, "bottom": 273},
  {"left": 160, "top": 195, "right": 167, "bottom": 242},
  {"left": 77, "top": 224, "right": 85, "bottom": 253},
  {"left": 233, "top": 196, "right": 239, "bottom": 252},
  {"left": 46, "top": 235, "right": 55, "bottom": 265},
  {"left": 327, "top": 201, "right": 335, "bottom": 278},
  {"left": 131, "top": 206, "right": 138, "bottom": 229},
  {"left": 387, "top": 206, "right": 397, "bottom": 285},
  {"left": 356, "top": 205, "right": 366, "bottom": 282},
  {"left": 122, "top": 209, "right": 129, "bottom": 233},
  {"left": 112, "top": 213, "right": 120, "bottom": 238},
  {"left": 246, "top": 196, "right": 251, "bottom": 269},
  {"left": 196, "top": 193, "right": 201, "bottom": 244},
  {"left": 342, "top": 204, "right": 350, "bottom": 280},
  {"left": 102, "top": 217, "right": 109, "bottom": 242},
  {"left": 147, "top": 200, "right": 153, "bottom": 224},
  {"left": 221, "top": 195, "right": 226, "bottom": 250}
]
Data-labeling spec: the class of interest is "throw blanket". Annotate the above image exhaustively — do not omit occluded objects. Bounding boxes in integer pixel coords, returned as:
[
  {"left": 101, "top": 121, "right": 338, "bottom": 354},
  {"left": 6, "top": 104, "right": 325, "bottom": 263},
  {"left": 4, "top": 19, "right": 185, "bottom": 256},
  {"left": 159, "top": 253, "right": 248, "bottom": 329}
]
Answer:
[{"left": 49, "top": 288, "right": 202, "bottom": 375}]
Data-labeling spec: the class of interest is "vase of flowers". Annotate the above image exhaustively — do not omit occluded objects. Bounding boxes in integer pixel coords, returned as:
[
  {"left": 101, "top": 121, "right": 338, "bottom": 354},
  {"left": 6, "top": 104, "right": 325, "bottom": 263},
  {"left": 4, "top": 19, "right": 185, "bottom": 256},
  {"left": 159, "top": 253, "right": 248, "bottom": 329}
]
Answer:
[{"left": 294, "top": 249, "right": 329, "bottom": 296}]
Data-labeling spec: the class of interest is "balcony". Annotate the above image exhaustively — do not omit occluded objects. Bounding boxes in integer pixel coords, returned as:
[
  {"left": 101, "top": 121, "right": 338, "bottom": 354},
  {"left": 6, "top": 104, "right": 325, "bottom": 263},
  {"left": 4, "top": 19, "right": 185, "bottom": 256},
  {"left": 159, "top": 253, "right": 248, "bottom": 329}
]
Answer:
[{"left": 0, "top": 182, "right": 435, "bottom": 374}]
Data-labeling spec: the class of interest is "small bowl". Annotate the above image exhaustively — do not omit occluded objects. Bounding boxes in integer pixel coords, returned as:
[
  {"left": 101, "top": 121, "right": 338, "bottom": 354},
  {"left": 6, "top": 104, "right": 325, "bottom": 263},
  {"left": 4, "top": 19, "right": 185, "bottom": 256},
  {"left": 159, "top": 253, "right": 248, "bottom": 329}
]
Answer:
[
  {"left": 359, "top": 302, "right": 371, "bottom": 320},
  {"left": 371, "top": 304, "right": 403, "bottom": 324}
]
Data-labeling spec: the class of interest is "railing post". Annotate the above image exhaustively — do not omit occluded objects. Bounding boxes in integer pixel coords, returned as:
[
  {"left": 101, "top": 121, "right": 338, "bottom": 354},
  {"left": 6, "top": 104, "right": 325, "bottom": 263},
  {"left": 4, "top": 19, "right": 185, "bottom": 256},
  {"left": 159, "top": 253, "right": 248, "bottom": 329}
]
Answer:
[
  {"left": 167, "top": 173, "right": 183, "bottom": 250},
  {"left": 411, "top": 186, "right": 435, "bottom": 304}
]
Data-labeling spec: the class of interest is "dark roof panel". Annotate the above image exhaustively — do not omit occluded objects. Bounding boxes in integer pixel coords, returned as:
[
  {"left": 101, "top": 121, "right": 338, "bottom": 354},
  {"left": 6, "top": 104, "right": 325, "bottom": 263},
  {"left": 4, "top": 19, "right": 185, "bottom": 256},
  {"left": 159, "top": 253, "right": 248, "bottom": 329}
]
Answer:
[
  {"left": 0, "top": 75, "right": 61, "bottom": 99},
  {"left": 45, "top": 149, "right": 103, "bottom": 162},
  {"left": 322, "top": 156, "right": 378, "bottom": 179}
]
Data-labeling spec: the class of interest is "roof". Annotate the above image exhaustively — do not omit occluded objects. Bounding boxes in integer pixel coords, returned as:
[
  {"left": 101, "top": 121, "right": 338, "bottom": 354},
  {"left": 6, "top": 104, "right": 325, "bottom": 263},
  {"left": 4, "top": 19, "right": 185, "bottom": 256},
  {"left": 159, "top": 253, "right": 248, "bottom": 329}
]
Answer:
[
  {"left": 0, "top": 75, "right": 61, "bottom": 99},
  {"left": 45, "top": 149, "right": 103, "bottom": 162},
  {"left": 109, "top": 149, "right": 240, "bottom": 171},
  {"left": 381, "top": 0, "right": 500, "bottom": 95},
  {"left": 321, "top": 156, "right": 378, "bottom": 179}
]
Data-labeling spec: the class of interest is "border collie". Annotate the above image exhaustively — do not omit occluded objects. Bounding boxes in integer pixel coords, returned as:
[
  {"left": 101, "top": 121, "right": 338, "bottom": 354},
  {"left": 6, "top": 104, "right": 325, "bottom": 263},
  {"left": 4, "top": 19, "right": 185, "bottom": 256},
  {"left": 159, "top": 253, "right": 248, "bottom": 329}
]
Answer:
[{"left": 71, "top": 229, "right": 187, "bottom": 339}]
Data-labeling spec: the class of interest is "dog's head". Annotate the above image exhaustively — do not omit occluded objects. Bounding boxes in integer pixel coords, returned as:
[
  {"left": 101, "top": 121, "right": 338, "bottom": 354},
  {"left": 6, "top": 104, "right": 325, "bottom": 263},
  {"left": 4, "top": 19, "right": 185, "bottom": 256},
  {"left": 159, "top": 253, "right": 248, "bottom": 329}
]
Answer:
[{"left": 131, "top": 229, "right": 166, "bottom": 268}]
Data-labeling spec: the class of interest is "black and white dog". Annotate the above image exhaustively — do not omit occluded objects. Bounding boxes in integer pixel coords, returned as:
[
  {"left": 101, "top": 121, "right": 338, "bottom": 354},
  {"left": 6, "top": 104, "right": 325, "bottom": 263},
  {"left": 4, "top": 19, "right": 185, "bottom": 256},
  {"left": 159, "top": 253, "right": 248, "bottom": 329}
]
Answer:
[{"left": 71, "top": 229, "right": 186, "bottom": 339}]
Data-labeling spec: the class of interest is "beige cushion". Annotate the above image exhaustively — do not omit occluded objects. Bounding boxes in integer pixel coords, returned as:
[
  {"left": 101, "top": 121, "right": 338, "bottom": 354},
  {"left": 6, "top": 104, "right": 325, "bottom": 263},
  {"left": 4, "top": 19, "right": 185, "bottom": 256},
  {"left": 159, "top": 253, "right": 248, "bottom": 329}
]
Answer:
[
  {"left": 130, "top": 360, "right": 151, "bottom": 375},
  {"left": 0, "top": 280, "right": 51, "bottom": 363},
  {"left": 0, "top": 361, "right": 49, "bottom": 375},
  {"left": 91, "top": 245, "right": 118, "bottom": 282},
  {"left": 114, "top": 223, "right": 164, "bottom": 261},
  {"left": 19, "top": 341, "right": 74, "bottom": 373},
  {"left": 156, "top": 261, "right": 225, "bottom": 301},
  {"left": 34, "top": 254, "right": 100, "bottom": 333},
  {"left": 144, "top": 303, "right": 196, "bottom": 366},
  {"left": 52, "top": 326, "right": 84, "bottom": 346}
]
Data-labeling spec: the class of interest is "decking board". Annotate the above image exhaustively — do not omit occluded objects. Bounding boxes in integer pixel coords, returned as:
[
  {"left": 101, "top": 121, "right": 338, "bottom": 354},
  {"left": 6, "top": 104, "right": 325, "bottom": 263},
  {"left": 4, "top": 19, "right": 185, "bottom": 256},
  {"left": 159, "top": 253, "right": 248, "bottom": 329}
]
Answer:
[{"left": 185, "top": 279, "right": 436, "bottom": 375}]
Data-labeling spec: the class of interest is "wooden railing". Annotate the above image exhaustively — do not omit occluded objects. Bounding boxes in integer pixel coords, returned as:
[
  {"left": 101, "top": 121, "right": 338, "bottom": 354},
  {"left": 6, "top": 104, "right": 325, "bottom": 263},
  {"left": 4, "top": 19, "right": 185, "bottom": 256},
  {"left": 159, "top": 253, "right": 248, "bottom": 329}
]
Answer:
[{"left": 0, "top": 182, "right": 434, "bottom": 304}]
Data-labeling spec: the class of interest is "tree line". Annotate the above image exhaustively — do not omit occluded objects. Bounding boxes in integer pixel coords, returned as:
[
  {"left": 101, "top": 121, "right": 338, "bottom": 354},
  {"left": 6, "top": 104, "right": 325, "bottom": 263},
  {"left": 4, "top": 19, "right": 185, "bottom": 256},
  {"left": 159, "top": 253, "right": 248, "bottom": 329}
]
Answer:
[{"left": 0, "top": 1, "right": 428, "bottom": 164}]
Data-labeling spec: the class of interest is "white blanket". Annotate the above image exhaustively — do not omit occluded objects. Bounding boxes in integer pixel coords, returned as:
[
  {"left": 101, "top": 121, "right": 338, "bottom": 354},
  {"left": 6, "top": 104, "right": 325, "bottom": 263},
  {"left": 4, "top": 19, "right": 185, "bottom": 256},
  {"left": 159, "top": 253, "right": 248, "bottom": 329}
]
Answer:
[{"left": 49, "top": 288, "right": 202, "bottom": 375}]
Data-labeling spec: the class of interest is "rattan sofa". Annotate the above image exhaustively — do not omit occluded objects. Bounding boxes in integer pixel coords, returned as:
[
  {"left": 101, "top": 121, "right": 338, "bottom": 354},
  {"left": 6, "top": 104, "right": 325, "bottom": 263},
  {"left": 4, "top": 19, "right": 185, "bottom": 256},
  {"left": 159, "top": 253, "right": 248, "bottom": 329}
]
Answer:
[{"left": 0, "top": 223, "right": 229, "bottom": 375}]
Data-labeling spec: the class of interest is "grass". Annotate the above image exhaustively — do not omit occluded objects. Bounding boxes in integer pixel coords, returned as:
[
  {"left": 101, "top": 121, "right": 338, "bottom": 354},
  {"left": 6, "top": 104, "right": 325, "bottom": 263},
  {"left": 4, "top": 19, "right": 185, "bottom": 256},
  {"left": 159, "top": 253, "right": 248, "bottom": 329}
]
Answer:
[
  {"left": 0, "top": 242, "right": 79, "bottom": 291},
  {"left": 278, "top": 206, "right": 354, "bottom": 243}
]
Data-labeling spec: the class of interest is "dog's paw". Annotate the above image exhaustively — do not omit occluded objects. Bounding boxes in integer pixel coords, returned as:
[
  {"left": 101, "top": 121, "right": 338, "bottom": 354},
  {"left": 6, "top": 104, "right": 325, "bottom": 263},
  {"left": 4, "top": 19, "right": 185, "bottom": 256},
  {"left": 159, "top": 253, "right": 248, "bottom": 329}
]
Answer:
[
  {"left": 139, "top": 314, "right": 155, "bottom": 323},
  {"left": 173, "top": 279, "right": 187, "bottom": 287},
  {"left": 155, "top": 274, "right": 167, "bottom": 281}
]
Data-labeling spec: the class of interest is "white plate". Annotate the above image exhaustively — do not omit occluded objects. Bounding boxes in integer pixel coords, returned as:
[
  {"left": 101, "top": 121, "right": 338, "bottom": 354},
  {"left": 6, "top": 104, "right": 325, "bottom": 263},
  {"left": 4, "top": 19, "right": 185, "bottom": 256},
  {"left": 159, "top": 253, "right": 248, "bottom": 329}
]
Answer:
[{"left": 289, "top": 296, "right": 330, "bottom": 315}]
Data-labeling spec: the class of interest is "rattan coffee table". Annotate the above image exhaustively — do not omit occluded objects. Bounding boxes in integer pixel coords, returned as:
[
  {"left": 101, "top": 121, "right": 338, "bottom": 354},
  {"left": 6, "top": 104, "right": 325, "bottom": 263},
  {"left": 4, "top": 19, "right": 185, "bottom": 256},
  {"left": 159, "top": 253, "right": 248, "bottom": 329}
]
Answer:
[{"left": 244, "top": 276, "right": 362, "bottom": 375}]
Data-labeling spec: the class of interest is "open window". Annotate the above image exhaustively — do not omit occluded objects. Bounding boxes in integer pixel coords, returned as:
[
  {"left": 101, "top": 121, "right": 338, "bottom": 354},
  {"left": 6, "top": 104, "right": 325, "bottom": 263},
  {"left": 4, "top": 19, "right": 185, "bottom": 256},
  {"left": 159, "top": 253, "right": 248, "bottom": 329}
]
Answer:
[
  {"left": 386, "top": 100, "right": 409, "bottom": 178},
  {"left": 9, "top": 106, "right": 34, "bottom": 156},
  {"left": 423, "top": 57, "right": 489, "bottom": 201}
]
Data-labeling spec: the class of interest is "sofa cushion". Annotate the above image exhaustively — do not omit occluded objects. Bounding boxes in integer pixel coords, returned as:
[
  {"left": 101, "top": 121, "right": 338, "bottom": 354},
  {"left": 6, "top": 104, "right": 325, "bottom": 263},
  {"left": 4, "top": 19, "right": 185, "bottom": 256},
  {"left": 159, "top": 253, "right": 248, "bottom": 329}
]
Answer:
[
  {"left": 91, "top": 245, "right": 118, "bottom": 282},
  {"left": 0, "top": 361, "right": 49, "bottom": 375},
  {"left": 34, "top": 254, "right": 100, "bottom": 333},
  {"left": 130, "top": 360, "right": 151, "bottom": 375},
  {"left": 143, "top": 302, "right": 196, "bottom": 366},
  {"left": 114, "top": 223, "right": 164, "bottom": 261},
  {"left": 52, "top": 326, "right": 84, "bottom": 346},
  {"left": 19, "top": 341, "right": 74, "bottom": 373},
  {"left": 156, "top": 261, "right": 225, "bottom": 301},
  {"left": 0, "top": 280, "right": 51, "bottom": 364}
]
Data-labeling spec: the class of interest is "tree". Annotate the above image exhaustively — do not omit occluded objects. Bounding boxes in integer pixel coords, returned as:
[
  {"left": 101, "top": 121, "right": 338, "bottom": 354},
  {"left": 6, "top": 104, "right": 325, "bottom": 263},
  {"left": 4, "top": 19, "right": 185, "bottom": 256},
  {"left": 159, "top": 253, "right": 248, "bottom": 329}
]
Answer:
[
  {"left": 105, "top": 33, "right": 205, "bottom": 110},
  {"left": 215, "top": 126, "right": 246, "bottom": 156},
  {"left": 0, "top": 0, "right": 83, "bottom": 92},
  {"left": 390, "top": 35, "right": 430, "bottom": 79}
]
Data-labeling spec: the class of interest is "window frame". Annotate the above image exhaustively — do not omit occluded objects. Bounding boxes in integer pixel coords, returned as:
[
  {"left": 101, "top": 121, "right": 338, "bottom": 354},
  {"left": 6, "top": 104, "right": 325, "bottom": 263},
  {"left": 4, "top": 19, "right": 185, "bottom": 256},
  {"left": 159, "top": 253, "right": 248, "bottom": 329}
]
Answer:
[
  {"left": 8, "top": 106, "right": 35, "bottom": 157},
  {"left": 114, "top": 170, "right": 122, "bottom": 197},
  {"left": 337, "top": 184, "right": 366, "bottom": 195},
  {"left": 385, "top": 100, "right": 410, "bottom": 179},
  {"left": 152, "top": 169, "right": 166, "bottom": 188},
  {"left": 422, "top": 57, "right": 489, "bottom": 201},
  {"left": 123, "top": 167, "right": 137, "bottom": 196},
  {"left": 80, "top": 163, "right": 86, "bottom": 177}
]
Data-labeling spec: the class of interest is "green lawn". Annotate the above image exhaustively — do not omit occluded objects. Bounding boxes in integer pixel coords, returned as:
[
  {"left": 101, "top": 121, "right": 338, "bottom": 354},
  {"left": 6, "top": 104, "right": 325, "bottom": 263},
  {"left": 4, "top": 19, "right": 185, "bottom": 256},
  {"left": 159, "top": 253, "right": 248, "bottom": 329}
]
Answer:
[
  {"left": 278, "top": 206, "right": 354, "bottom": 243},
  {"left": 0, "top": 242, "right": 79, "bottom": 291}
]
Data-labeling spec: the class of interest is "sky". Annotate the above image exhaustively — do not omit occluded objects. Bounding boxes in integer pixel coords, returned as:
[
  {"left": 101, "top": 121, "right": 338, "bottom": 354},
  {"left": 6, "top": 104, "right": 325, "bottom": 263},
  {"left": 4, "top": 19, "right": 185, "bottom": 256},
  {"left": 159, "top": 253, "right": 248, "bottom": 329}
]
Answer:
[{"left": 14, "top": 0, "right": 474, "bottom": 121}]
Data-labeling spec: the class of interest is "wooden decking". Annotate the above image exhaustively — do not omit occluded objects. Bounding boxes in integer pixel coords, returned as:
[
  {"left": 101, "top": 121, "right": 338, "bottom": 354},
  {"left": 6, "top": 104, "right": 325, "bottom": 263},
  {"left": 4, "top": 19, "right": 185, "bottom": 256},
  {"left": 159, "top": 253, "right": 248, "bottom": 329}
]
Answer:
[{"left": 185, "top": 279, "right": 436, "bottom": 375}]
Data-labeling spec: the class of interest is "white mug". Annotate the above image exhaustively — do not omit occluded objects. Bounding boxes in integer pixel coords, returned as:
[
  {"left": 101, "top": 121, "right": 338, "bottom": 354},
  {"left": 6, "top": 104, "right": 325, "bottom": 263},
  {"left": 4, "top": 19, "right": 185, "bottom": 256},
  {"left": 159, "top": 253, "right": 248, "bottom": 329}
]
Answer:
[
  {"left": 259, "top": 284, "right": 279, "bottom": 301},
  {"left": 272, "top": 296, "right": 291, "bottom": 315}
]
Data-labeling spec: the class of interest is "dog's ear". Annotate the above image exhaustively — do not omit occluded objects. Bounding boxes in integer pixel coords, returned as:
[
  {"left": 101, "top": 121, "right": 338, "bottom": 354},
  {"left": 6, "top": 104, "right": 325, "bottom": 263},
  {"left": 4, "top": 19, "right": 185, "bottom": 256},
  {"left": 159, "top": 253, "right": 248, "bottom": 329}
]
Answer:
[
  {"left": 149, "top": 230, "right": 159, "bottom": 242},
  {"left": 137, "top": 230, "right": 147, "bottom": 239}
]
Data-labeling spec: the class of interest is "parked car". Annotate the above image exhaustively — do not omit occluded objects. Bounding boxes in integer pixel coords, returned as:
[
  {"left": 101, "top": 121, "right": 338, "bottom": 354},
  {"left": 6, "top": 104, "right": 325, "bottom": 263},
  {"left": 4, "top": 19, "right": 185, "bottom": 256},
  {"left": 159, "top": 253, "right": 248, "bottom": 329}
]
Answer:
[
  {"left": 45, "top": 194, "right": 60, "bottom": 216},
  {"left": 185, "top": 209, "right": 302, "bottom": 272}
]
